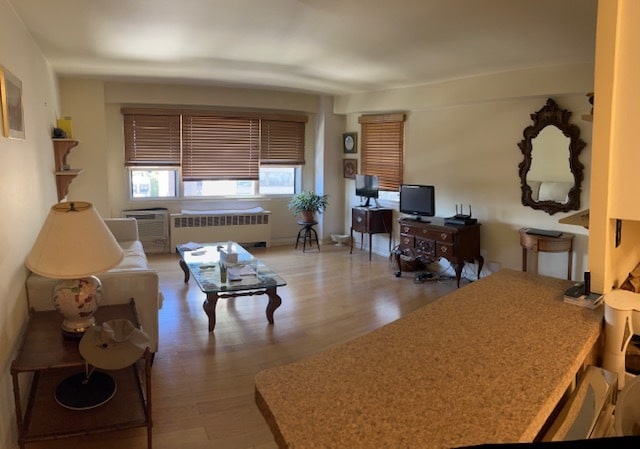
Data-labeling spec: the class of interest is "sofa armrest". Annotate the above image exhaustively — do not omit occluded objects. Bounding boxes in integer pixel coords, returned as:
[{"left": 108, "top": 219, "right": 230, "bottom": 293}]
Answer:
[{"left": 105, "top": 218, "right": 139, "bottom": 242}]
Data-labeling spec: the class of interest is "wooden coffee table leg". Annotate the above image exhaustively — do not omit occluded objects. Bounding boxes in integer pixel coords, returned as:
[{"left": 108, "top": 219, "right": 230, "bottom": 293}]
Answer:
[
  {"left": 265, "top": 287, "right": 282, "bottom": 325},
  {"left": 203, "top": 293, "right": 219, "bottom": 332},
  {"left": 179, "top": 259, "right": 190, "bottom": 283}
]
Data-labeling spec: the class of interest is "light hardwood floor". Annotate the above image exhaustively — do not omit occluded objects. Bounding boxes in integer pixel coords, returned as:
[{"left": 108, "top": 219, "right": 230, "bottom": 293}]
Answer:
[{"left": 28, "top": 243, "right": 462, "bottom": 449}]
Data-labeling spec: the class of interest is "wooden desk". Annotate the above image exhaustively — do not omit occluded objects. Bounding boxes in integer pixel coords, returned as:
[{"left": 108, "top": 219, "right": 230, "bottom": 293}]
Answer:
[
  {"left": 350, "top": 207, "right": 393, "bottom": 260},
  {"left": 519, "top": 228, "right": 575, "bottom": 280},
  {"left": 254, "top": 269, "right": 602, "bottom": 448}
]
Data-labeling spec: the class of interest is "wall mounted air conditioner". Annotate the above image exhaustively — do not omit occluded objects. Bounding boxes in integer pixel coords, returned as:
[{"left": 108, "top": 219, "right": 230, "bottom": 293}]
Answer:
[{"left": 121, "top": 209, "right": 170, "bottom": 254}]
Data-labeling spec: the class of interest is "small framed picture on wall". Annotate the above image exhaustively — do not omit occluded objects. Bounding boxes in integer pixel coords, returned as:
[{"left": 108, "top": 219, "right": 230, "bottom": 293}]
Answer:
[
  {"left": 343, "top": 132, "right": 357, "bottom": 153},
  {"left": 343, "top": 159, "right": 357, "bottom": 179},
  {"left": 0, "top": 66, "right": 25, "bottom": 139}
]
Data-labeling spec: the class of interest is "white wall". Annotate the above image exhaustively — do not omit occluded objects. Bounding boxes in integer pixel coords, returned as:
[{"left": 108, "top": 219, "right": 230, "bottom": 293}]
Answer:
[
  {"left": 0, "top": 1, "right": 60, "bottom": 447},
  {"left": 58, "top": 64, "right": 595, "bottom": 281},
  {"left": 58, "top": 79, "right": 348, "bottom": 244},
  {"left": 337, "top": 65, "right": 593, "bottom": 281}
]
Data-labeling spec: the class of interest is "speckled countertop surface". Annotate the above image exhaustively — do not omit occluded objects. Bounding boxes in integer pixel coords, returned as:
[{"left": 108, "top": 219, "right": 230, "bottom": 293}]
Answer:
[{"left": 254, "top": 269, "right": 603, "bottom": 449}]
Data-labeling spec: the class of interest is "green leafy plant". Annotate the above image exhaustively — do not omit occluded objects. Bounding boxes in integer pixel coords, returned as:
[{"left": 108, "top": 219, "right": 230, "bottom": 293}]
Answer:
[{"left": 288, "top": 191, "right": 329, "bottom": 217}]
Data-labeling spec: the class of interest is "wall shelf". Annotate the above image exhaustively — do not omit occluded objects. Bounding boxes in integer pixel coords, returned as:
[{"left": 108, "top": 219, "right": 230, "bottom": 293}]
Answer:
[
  {"left": 559, "top": 209, "right": 590, "bottom": 229},
  {"left": 52, "top": 139, "right": 81, "bottom": 201},
  {"left": 55, "top": 169, "right": 83, "bottom": 201}
]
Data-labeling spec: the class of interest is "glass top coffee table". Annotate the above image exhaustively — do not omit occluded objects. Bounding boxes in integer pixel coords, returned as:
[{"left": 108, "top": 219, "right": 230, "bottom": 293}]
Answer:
[{"left": 177, "top": 242, "right": 286, "bottom": 332}]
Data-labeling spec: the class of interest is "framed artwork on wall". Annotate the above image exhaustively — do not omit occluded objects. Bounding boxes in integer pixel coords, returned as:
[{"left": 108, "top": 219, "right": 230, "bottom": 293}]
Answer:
[
  {"left": 343, "top": 159, "right": 357, "bottom": 179},
  {"left": 343, "top": 132, "right": 357, "bottom": 153},
  {"left": 0, "top": 66, "right": 25, "bottom": 139}
]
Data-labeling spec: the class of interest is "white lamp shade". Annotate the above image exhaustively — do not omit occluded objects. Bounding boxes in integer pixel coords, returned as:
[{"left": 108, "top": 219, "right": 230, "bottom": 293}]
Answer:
[{"left": 26, "top": 202, "right": 124, "bottom": 279}]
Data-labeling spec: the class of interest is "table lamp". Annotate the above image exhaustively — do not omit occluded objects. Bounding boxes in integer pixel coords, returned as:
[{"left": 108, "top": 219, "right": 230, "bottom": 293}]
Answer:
[
  {"left": 26, "top": 201, "right": 124, "bottom": 338},
  {"left": 26, "top": 201, "right": 125, "bottom": 409}
]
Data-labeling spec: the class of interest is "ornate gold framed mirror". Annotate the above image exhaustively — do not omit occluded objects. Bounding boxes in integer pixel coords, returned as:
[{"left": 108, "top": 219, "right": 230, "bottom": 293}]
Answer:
[{"left": 517, "top": 98, "right": 586, "bottom": 215}]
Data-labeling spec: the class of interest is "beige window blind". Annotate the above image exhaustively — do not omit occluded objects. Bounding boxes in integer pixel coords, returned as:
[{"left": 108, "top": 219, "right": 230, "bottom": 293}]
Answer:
[
  {"left": 182, "top": 115, "right": 260, "bottom": 181},
  {"left": 260, "top": 119, "right": 305, "bottom": 165},
  {"left": 123, "top": 113, "right": 181, "bottom": 166},
  {"left": 358, "top": 113, "right": 405, "bottom": 191},
  {"left": 122, "top": 108, "right": 307, "bottom": 181}
]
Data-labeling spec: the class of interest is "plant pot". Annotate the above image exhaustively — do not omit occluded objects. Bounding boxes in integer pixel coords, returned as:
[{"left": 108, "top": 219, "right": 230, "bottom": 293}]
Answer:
[{"left": 301, "top": 210, "right": 316, "bottom": 223}]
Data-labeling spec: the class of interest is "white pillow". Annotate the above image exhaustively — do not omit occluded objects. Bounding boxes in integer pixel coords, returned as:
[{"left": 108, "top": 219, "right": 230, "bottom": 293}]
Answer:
[{"left": 538, "top": 182, "right": 571, "bottom": 203}]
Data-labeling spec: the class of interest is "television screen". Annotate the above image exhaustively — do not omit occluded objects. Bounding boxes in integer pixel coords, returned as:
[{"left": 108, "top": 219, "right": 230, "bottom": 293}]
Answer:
[
  {"left": 399, "top": 184, "right": 435, "bottom": 221},
  {"left": 355, "top": 174, "right": 379, "bottom": 199}
]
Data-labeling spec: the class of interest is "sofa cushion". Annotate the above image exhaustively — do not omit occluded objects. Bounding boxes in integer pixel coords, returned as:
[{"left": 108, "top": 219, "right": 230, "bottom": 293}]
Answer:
[{"left": 109, "top": 240, "right": 148, "bottom": 271}]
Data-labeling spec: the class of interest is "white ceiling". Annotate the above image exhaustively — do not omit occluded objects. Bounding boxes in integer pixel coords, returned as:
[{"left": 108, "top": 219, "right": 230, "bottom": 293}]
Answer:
[{"left": 9, "top": 0, "right": 597, "bottom": 95}]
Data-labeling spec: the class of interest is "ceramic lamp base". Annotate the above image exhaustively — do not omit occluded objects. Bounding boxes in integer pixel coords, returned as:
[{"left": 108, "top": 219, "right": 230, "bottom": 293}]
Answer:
[{"left": 52, "top": 276, "right": 103, "bottom": 336}]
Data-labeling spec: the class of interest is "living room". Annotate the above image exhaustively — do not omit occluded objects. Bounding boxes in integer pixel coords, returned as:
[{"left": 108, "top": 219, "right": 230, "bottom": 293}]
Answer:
[{"left": 2, "top": 0, "right": 640, "bottom": 448}]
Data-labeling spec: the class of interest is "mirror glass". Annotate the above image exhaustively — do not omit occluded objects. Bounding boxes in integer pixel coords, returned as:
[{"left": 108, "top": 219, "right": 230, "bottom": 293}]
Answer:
[{"left": 518, "top": 98, "right": 586, "bottom": 215}]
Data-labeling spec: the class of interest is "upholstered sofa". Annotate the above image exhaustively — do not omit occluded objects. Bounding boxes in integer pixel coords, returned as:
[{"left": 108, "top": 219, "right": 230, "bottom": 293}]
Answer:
[{"left": 26, "top": 218, "right": 162, "bottom": 353}]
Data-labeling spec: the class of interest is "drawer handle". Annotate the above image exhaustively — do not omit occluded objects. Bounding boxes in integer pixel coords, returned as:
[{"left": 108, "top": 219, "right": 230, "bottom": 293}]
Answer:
[
  {"left": 441, "top": 233, "right": 448, "bottom": 240},
  {"left": 440, "top": 246, "right": 448, "bottom": 253},
  {"left": 402, "top": 226, "right": 408, "bottom": 233},
  {"left": 357, "top": 216, "right": 363, "bottom": 223},
  {"left": 422, "top": 229, "right": 427, "bottom": 234}
]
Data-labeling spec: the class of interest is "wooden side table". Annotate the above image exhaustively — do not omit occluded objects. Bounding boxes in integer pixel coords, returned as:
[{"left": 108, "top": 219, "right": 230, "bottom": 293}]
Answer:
[
  {"left": 350, "top": 207, "right": 393, "bottom": 260},
  {"left": 519, "top": 228, "right": 575, "bottom": 280},
  {"left": 10, "top": 300, "right": 152, "bottom": 448}
]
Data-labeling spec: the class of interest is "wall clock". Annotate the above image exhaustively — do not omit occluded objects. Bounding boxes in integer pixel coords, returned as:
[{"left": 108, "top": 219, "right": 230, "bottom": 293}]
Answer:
[{"left": 343, "top": 132, "right": 357, "bottom": 153}]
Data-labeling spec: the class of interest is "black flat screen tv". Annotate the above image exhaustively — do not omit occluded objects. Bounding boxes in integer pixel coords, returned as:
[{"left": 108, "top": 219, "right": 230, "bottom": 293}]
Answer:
[
  {"left": 399, "top": 184, "right": 435, "bottom": 221},
  {"left": 355, "top": 174, "right": 379, "bottom": 207}
]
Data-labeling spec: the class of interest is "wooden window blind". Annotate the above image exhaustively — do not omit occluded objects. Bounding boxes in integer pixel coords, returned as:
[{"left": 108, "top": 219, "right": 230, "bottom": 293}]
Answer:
[
  {"left": 122, "top": 108, "right": 307, "bottom": 181},
  {"left": 358, "top": 113, "right": 405, "bottom": 191},
  {"left": 123, "top": 113, "right": 181, "bottom": 166},
  {"left": 181, "top": 115, "right": 260, "bottom": 181},
  {"left": 260, "top": 120, "right": 305, "bottom": 165}
]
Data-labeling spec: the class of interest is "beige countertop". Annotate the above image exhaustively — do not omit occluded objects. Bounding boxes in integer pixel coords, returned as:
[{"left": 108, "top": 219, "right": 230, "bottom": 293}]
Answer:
[{"left": 254, "top": 269, "right": 603, "bottom": 448}]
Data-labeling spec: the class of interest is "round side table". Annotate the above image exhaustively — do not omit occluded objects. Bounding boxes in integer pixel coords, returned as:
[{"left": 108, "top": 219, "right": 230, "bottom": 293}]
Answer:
[{"left": 519, "top": 228, "right": 575, "bottom": 280}]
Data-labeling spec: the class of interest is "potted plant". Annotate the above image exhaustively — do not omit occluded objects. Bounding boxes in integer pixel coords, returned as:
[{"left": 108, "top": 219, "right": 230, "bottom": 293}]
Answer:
[{"left": 288, "top": 191, "right": 329, "bottom": 222}]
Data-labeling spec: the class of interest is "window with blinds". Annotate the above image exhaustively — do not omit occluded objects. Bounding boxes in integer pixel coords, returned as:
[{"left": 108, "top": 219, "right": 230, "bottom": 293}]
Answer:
[
  {"left": 182, "top": 115, "right": 260, "bottom": 181},
  {"left": 261, "top": 120, "right": 305, "bottom": 165},
  {"left": 122, "top": 108, "right": 306, "bottom": 198},
  {"left": 358, "top": 113, "right": 405, "bottom": 192},
  {"left": 123, "top": 113, "right": 181, "bottom": 166}
]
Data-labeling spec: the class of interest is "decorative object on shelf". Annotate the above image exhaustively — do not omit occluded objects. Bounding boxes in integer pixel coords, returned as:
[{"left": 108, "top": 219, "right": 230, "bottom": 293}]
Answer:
[
  {"left": 517, "top": 98, "right": 586, "bottom": 215},
  {"left": 0, "top": 65, "right": 25, "bottom": 139},
  {"left": 56, "top": 116, "right": 73, "bottom": 138},
  {"left": 52, "top": 127, "right": 67, "bottom": 138},
  {"left": 343, "top": 158, "right": 356, "bottom": 179},
  {"left": 288, "top": 191, "right": 329, "bottom": 222},
  {"left": 343, "top": 132, "right": 357, "bottom": 153},
  {"left": 26, "top": 201, "right": 124, "bottom": 338}
]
